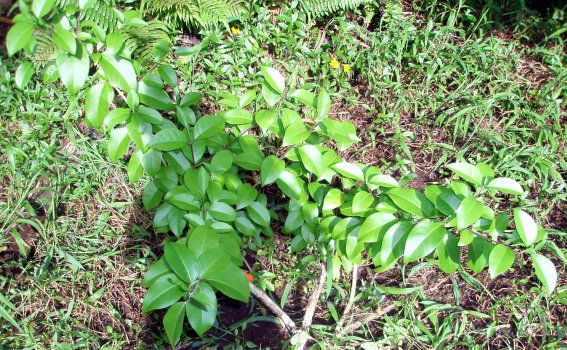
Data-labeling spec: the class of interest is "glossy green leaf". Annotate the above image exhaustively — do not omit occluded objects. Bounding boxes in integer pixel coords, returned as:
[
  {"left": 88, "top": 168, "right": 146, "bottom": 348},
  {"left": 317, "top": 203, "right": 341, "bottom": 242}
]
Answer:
[
  {"left": 235, "top": 216, "right": 257, "bottom": 236},
  {"left": 56, "top": 47, "right": 90, "bottom": 93},
  {"left": 403, "top": 220, "right": 446, "bottom": 263},
  {"left": 455, "top": 196, "right": 483, "bottom": 230},
  {"left": 158, "top": 64, "right": 177, "bottom": 86},
  {"left": 437, "top": 232, "right": 460, "bottom": 273},
  {"left": 142, "top": 258, "right": 169, "bottom": 287},
  {"left": 487, "top": 177, "right": 524, "bottom": 195},
  {"left": 143, "top": 181, "right": 163, "bottom": 210},
  {"left": 236, "top": 184, "right": 258, "bottom": 210},
  {"left": 140, "top": 149, "right": 162, "bottom": 177},
  {"left": 7, "top": 22, "right": 34, "bottom": 57},
  {"left": 283, "top": 122, "right": 310, "bottom": 146},
  {"left": 32, "top": 0, "right": 56, "bottom": 17},
  {"left": 205, "top": 265, "right": 250, "bottom": 302},
  {"left": 107, "top": 127, "right": 130, "bottom": 162},
  {"left": 180, "top": 92, "right": 202, "bottom": 107},
  {"left": 149, "top": 129, "right": 188, "bottom": 151},
  {"left": 164, "top": 242, "right": 198, "bottom": 283},
  {"left": 331, "top": 162, "right": 364, "bottom": 181},
  {"left": 276, "top": 171, "right": 304, "bottom": 201},
  {"left": 142, "top": 274, "right": 186, "bottom": 312},
  {"left": 210, "top": 150, "right": 233, "bottom": 174},
  {"left": 424, "top": 185, "right": 460, "bottom": 216},
  {"left": 351, "top": 191, "right": 373, "bottom": 214},
  {"left": 99, "top": 54, "right": 137, "bottom": 92},
  {"left": 488, "top": 244, "right": 515, "bottom": 278},
  {"left": 323, "top": 188, "right": 342, "bottom": 211},
  {"left": 209, "top": 202, "right": 237, "bottom": 222},
  {"left": 186, "top": 283, "right": 217, "bottom": 336},
  {"left": 15, "top": 61, "right": 34, "bottom": 89},
  {"left": 194, "top": 116, "right": 225, "bottom": 140},
  {"left": 85, "top": 83, "right": 114, "bottom": 128},
  {"left": 357, "top": 213, "right": 396, "bottom": 243},
  {"left": 290, "top": 89, "right": 316, "bottom": 108},
  {"left": 368, "top": 174, "right": 399, "bottom": 188},
  {"left": 261, "top": 80, "right": 281, "bottom": 106},
  {"left": 255, "top": 109, "right": 277, "bottom": 131},
  {"left": 187, "top": 227, "right": 219, "bottom": 258},
  {"left": 247, "top": 202, "right": 270, "bottom": 227},
  {"left": 52, "top": 25, "right": 77, "bottom": 54},
  {"left": 446, "top": 162, "right": 483, "bottom": 186},
  {"left": 223, "top": 108, "right": 253, "bottom": 125},
  {"left": 105, "top": 108, "right": 130, "bottom": 128},
  {"left": 261, "top": 66, "right": 285, "bottom": 94},
  {"left": 133, "top": 106, "right": 164, "bottom": 125},
  {"left": 379, "top": 222, "right": 413, "bottom": 266},
  {"left": 298, "top": 145, "right": 324, "bottom": 178},
  {"left": 514, "top": 209, "right": 537, "bottom": 246},
  {"left": 163, "top": 302, "right": 185, "bottom": 345},
  {"left": 139, "top": 82, "right": 173, "bottom": 111},
  {"left": 387, "top": 188, "right": 435, "bottom": 218},
  {"left": 531, "top": 253, "right": 557, "bottom": 294},
  {"left": 127, "top": 151, "right": 143, "bottom": 182},
  {"left": 261, "top": 155, "right": 285, "bottom": 186},
  {"left": 317, "top": 89, "right": 331, "bottom": 118},
  {"left": 467, "top": 237, "right": 491, "bottom": 273}
]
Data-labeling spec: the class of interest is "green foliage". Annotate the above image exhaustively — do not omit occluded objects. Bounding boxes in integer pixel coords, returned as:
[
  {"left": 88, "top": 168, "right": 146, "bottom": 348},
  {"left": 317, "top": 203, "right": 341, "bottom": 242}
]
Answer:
[
  {"left": 141, "top": 0, "right": 246, "bottom": 30},
  {"left": 3, "top": 0, "right": 565, "bottom": 347},
  {"left": 299, "top": 0, "right": 374, "bottom": 18}
]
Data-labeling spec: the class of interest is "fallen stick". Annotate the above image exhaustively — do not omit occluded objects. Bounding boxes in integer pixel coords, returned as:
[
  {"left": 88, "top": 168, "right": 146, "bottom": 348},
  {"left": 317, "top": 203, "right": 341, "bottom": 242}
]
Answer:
[{"left": 249, "top": 282, "right": 298, "bottom": 336}]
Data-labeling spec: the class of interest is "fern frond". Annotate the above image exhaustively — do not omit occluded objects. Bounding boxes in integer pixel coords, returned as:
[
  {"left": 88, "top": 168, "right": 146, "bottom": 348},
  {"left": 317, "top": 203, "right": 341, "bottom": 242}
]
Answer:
[
  {"left": 81, "top": 0, "right": 120, "bottom": 33},
  {"left": 122, "top": 20, "right": 173, "bottom": 63},
  {"left": 141, "top": 0, "right": 246, "bottom": 30},
  {"left": 299, "top": 0, "right": 373, "bottom": 18}
]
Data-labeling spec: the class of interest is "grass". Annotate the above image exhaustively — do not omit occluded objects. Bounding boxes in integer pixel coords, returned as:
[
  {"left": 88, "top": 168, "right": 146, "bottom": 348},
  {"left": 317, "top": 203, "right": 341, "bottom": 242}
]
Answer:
[{"left": 1, "top": 0, "right": 566, "bottom": 348}]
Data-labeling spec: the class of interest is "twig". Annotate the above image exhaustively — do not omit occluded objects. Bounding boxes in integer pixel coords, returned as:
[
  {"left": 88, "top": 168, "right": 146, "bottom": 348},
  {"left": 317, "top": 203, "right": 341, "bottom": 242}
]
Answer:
[
  {"left": 249, "top": 282, "right": 298, "bottom": 336},
  {"left": 336, "top": 304, "right": 397, "bottom": 337},
  {"left": 336, "top": 264, "right": 358, "bottom": 332},
  {"left": 301, "top": 261, "right": 327, "bottom": 330},
  {"left": 0, "top": 16, "right": 13, "bottom": 25}
]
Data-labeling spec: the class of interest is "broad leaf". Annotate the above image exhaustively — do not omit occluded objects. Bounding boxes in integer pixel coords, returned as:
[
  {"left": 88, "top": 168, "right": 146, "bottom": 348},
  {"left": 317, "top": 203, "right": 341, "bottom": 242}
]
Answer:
[
  {"left": 488, "top": 244, "right": 515, "bottom": 278},
  {"left": 246, "top": 202, "right": 270, "bottom": 227},
  {"left": 283, "top": 122, "right": 310, "bottom": 146},
  {"left": 290, "top": 89, "right": 316, "bottom": 108},
  {"left": 149, "top": 129, "right": 188, "bottom": 151},
  {"left": 210, "top": 150, "right": 233, "bottom": 174},
  {"left": 531, "top": 253, "right": 557, "bottom": 294},
  {"left": 163, "top": 302, "right": 185, "bottom": 345},
  {"left": 15, "top": 61, "right": 34, "bottom": 89},
  {"left": 107, "top": 127, "right": 130, "bottom": 162},
  {"left": 205, "top": 265, "right": 250, "bottom": 302},
  {"left": 455, "top": 196, "right": 483, "bottom": 230},
  {"left": 139, "top": 82, "right": 174, "bottom": 111},
  {"left": 143, "top": 180, "right": 163, "bottom": 210},
  {"left": 32, "top": 0, "right": 56, "bottom": 17},
  {"left": 261, "top": 66, "right": 285, "bottom": 94},
  {"left": 99, "top": 54, "right": 137, "bottom": 92},
  {"left": 357, "top": 213, "right": 396, "bottom": 243},
  {"left": 7, "top": 22, "right": 34, "bottom": 56},
  {"left": 404, "top": 220, "right": 446, "bottom": 263},
  {"left": 56, "top": 47, "right": 90, "bottom": 93},
  {"left": 298, "top": 145, "right": 324, "bottom": 178},
  {"left": 261, "top": 155, "right": 285, "bottom": 185},
  {"left": 276, "top": 171, "right": 304, "bottom": 201},
  {"left": 317, "top": 89, "right": 331, "bottom": 118},
  {"left": 446, "top": 162, "right": 483, "bottom": 186},
  {"left": 164, "top": 242, "right": 198, "bottom": 284},
  {"left": 332, "top": 162, "right": 364, "bottom": 181},
  {"left": 186, "top": 282, "right": 217, "bottom": 336},
  {"left": 209, "top": 202, "right": 237, "bottom": 222},
  {"left": 379, "top": 222, "right": 413, "bottom": 266},
  {"left": 351, "top": 191, "right": 373, "bottom": 214},
  {"left": 85, "top": 83, "right": 113, "bottom": 128},
  {"left": 194, "top": 116, "right": 225, "bottom": 140},
  {"left": 387, "top": 188, "right": 436, "bottom": 218},
  {"left": 223, "top": 108, "right": 253, "bottom": 125},
  {"left": 142, "top": 274, "right": 186, "bottom": 312},
  {"left": 514, "top": 209, "right": 537, "bottom": 246},
  {"left": 487, "top": 177, "right": 524, "bottom": 195},
  {"left": 52, "top": 25, "right": 77, "bottom": 54}
]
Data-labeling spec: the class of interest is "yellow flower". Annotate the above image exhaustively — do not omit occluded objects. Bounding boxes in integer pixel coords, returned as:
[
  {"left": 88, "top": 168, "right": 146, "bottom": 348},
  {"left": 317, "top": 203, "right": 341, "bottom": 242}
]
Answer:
[
  {"left": 343, "top": 64, "right": 351, "bottom": 72},
  {"left": 231, "top": 27, "right": 241, "bottom": 35},
  {"left": 329, "top": 59, "right": 340, "bottom": 69}
]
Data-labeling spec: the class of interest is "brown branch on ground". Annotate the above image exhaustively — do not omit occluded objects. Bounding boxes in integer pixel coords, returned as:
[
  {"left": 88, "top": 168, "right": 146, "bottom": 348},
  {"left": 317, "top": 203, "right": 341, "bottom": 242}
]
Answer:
[
  {"left": 249, "top": 282, "right": 298, "bottom": 336},
  {"left": 301, "top": 261, "right": 327, "bottom": 330}
]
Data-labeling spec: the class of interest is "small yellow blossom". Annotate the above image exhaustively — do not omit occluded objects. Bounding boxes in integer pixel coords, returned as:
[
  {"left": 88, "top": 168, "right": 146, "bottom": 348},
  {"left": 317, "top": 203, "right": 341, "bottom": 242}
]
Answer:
[
  {"left": 343, "top": 64, "right": 351, "bottom": 72},
  {"left": 230, "top": 27, "right": 241, "bottom": 35},
  {"left": 329, "top": 59, "right": 340, "bottom": 69}
]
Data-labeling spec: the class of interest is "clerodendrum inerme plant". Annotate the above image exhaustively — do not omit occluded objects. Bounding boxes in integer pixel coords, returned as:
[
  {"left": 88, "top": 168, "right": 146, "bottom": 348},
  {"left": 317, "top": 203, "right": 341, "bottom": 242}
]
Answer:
[{"left": 5, "top": 0, "right": 559, "bottom": 345}]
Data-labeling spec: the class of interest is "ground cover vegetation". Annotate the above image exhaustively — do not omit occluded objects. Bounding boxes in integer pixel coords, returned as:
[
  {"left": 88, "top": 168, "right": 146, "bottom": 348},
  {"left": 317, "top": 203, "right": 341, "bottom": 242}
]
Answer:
[{"left": 0, "top": 0, "right": 565, "bottom": 349}]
